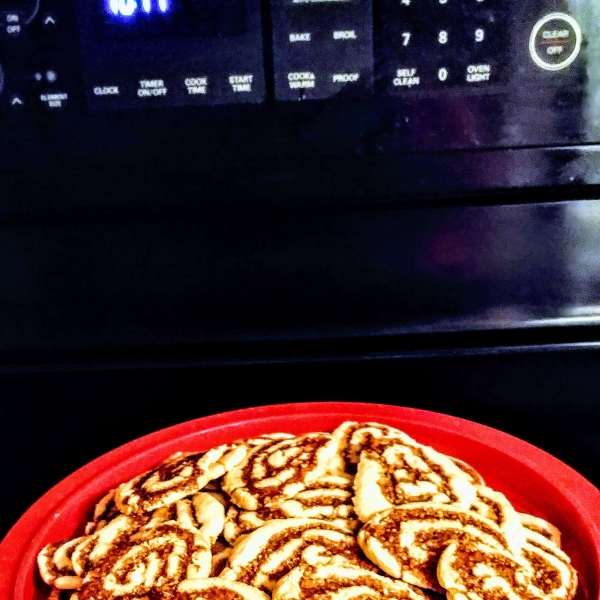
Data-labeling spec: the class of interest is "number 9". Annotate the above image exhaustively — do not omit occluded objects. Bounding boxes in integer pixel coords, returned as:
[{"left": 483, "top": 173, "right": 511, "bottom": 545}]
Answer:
[{"left": 475, "top": 28, "right": 485, "bottom": 42}]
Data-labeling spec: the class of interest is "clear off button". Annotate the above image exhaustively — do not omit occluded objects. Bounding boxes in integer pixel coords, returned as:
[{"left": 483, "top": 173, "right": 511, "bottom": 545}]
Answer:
[{"left": 529, "top": 13, "right": 582, "bottom": 71}]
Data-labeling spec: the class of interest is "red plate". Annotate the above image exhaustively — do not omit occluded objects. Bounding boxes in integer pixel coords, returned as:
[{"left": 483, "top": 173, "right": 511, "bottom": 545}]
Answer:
[{"left": 1, "top": 402, "right": 599, "bottom": 600}]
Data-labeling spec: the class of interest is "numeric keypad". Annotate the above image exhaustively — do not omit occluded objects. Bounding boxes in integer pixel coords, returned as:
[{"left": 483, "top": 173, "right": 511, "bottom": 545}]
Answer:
[{"left": 379, "top": 0, "right": 509, "bottom": 94}]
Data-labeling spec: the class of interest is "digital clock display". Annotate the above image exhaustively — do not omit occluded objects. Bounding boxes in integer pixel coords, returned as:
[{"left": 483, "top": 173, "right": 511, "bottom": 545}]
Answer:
[
  {"left": 107, "top": 0, "right": 171, "bottom": 17},
  {"left": 100, "top": 0, "right": 248, "bottom": 38}
]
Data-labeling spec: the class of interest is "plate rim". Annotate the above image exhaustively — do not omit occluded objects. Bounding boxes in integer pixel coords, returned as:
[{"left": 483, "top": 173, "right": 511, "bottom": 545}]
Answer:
[{"left": 2, "top": 401, "right": 599, "bottom": 598}]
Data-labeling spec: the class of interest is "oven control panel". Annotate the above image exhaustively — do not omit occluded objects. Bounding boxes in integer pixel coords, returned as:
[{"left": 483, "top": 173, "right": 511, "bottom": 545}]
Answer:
[{"left": 0, "top": 0, "right": 592, "bottom": 111}]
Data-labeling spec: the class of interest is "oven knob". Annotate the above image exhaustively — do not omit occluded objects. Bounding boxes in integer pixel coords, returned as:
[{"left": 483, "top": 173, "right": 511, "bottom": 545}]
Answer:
[{"left": 529, "top": 13, "right": 582, "bottom": 71}]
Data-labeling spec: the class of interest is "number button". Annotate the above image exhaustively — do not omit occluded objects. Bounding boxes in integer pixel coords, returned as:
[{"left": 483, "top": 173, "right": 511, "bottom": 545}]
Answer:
[
  {"left": 432, "top": 24, "right": 455, "bottom": 50},
  {"left": 461, "top": 17, "right": 503, "bottom": 60},
  {"left": 431, "top": 59, "right": 460, "bottom": 87}
]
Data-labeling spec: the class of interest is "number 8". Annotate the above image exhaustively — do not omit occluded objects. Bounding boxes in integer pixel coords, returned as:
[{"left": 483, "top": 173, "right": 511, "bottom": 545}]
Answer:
[{"left": 438, "top": 30, "right": 448, "bottom": 44}]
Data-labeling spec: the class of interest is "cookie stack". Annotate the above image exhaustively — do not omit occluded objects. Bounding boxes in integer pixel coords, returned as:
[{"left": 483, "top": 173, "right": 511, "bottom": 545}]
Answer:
[{"left": 37, "top": 422, "right": 577, "bottom": 600}]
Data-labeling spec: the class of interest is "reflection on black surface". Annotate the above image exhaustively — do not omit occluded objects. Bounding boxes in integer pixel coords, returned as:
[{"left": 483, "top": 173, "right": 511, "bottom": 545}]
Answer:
[{"left": 2, "top": 200, "right": 597, "bottom": 351}]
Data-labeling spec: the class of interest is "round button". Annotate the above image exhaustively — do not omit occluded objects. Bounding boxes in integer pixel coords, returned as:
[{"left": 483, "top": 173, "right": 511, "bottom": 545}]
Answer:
[{"left": 529, "top": 13, "right": 582, "bottom": 71}]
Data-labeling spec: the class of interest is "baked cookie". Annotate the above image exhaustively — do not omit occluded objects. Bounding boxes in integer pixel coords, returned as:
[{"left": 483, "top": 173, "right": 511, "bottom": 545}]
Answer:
[
  {"left": 223, "top": 433, "right": 345, "bottom": 511},
  {"left": 332, "top": 422, "right": 419, "bottom": 465},
  {"left": 70, "top": 514, "right": 142, "bottom": 577},
  {"left": 523, "top": 528, "right": 569, "bottom": 563},
  {"left": 84, "top": 489, "right": 120, "bottom": 535},
  {"left": 437, "top": 541, "right": 534, "bottom": 600},
  {"left": 521, "top": 542, "right": 577, "bottom": 600},
  {"left": 519, "top": 513, "right": 562, "bottom": 548},
  {"left": 358, "top": 503, "right": 508, "bottom": 590},
  {"left": 224, "top": 475, "right": 357, "bottom": 543},
  {"left": 174, "top": 492, "right": 226, "bottom": 547},
  {"left": 73, "top": 521, "right": 211, "bottom": 600},
  {"left": 178, "top": 577, "right": 270, "bottom": 600},
  {"left": 469, "top": 487, "right": 525, "bottom": 554},
  {"left": 354, "top": 438, "right": 477, "bottom": 522},
  {"left": 450, "top": 459, "right": 485, "bottom": 487},
  {"left": 273, "top": 562, "right": 428, "bottom": 600},
  {"left": 114, "top": 444, "right": 249, "bottom": 515},
  {"left": 38, "top": 538, "right": 85, "bottom": 590},
  {"left": 221, "top": 518, "right": 373, "bottom": 592}
]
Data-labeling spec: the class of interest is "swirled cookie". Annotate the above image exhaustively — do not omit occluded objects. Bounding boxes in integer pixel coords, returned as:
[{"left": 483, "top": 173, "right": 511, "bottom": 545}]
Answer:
[
  {"left": 523, "top": 528, "right": 567, "bottom": 562},
  {"left": 224, "top": 475, "right": 357, "bottom": 543},
  {"left": 358, "top": 503, "right": 509, "bottom": 590},
  {"left": 84, "top": 489, "right": 120, "bottom": 535},
  {"left": 354, "top": 438, "right": 477, "bottom": 522},
  {"left": 521, "top": 541, "right": 577, "bottom": 600},
  {"left": 519, "top": 513, "right": 562, "bottom": 548},
  {"left": 223, "top": 433, "right": 345, "bottom": 511},
  {"left": 450, "top": 459, "right": 485, "bottom": 487},
  {"left": 115, "top": 444, "right": 250, "bottom": 515},
  {"left": 174, "top": 492, "right": 226, "bottom": 547},
  {"left": 439, "top": 538, "right": 578, "bottom": 600},
  {"left": 73, "top": 521, "right": 211, "bottom": 600},
  {"left": 70, "top": 514, "right": 142, "bottom": 577},
  {"left": 332, "top": 422, "right": 419, "bottom": 465},
  {"left": 38, "top": 538, "right": 86, "bottom": 589},
  {"left": 437, "top": 541, "right": 534, "bottom": 600},
  {"left": 273, "top": 562, "right": 428, "bottom": 600},
  {"left": 470, "top": 487, "right": 525, "bottom": 554},
  {"left": 221, "top": 518, "right": 373, "bottom": 592},
  {"left": 178, "top": 577, "right": 270, "bottom": 600}
]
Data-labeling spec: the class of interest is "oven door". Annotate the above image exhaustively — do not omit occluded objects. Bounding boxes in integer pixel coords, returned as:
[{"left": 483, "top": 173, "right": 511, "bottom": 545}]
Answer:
[{"left": 2, "top": 199, "right": 600, "bottom": 538}]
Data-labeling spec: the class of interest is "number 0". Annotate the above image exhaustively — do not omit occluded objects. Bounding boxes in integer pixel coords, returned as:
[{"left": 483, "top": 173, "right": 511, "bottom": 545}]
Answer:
[{"left": 438, "top": 67, "right": 448, "bottom": 81}]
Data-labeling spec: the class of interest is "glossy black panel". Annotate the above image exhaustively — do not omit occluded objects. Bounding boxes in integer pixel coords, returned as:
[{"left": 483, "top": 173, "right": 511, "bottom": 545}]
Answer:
[
  {"left": 0, "top": 0, "right": 599, "bottom": 217},
  {"left": 5, "top": 200, "right": 600, "bottom": 358}
]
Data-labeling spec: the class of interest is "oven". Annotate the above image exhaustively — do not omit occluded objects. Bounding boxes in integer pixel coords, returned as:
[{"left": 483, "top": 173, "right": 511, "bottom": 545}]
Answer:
[{"left": 1, "top": 0, "right": 599, "bottom": 538}]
